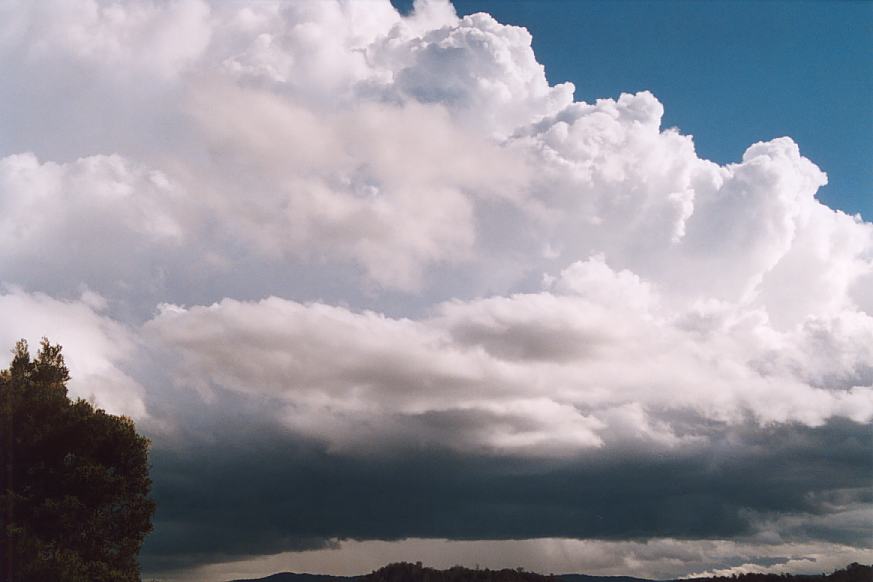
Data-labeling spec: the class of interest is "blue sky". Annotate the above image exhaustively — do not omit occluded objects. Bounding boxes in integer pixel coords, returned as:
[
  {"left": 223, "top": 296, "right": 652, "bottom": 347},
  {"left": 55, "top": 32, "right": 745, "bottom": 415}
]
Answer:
[{"left": 395, "top": 0, "right": 872, "bottom": 219}]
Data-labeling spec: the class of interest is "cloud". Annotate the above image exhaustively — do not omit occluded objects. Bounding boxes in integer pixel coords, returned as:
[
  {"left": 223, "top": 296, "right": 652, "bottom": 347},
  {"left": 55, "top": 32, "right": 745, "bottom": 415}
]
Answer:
[
  {"left": 377, "top": 12, "right": 575, "bottom": 136},
  {"left": 2, "top": 0, "right": 870, "bottom": 303},
  {"left": 145, "top": 255, "right": 873, "bottom": 457},
  {"left": 0, "top": 287, "right": 144, "bottom": 417},
  {"left": 1, "top": 0, "right": 211, "bottom": 79},
  {"left": 508, "top": 94, "right": 873, "bottom": 322},
  {"left": 0, "top": 0, "right": 870, "bottom": 576},
  {"left": 0, "top": 153, "right": 191, "bottom": 298},
  {"left": 183, "top": 83, "right": 527, "bottom": 290},
  {"left": 139, "top": 418, "right": 873, "bottom": 574}
]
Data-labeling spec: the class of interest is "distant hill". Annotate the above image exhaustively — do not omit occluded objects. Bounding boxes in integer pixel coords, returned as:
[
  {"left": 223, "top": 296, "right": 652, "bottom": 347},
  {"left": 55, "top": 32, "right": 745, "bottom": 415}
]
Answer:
[
  {"left": 230, "top": 574, "right": 351, "bottom": 582},
  {"left": 229, "top": 562, "right": 872, "bottom": 582},
  {"left": 560, "top": 576, "right": 654, "bottom": 582},
  {"left": 556, "top": 574, "right": 654, "bottom": 582}
]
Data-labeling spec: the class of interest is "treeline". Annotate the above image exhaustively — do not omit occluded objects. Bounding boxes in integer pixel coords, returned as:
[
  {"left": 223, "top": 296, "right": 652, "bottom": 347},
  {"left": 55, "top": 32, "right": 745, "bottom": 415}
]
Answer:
[
  {"left": 350, "top": 563, "right": 873, "bottom": 582},
  {"left": 684, "top": 563, "right": 871, "bottom": 582},
  {"left": 359, "top": 562, "right": 553, "bottom": 582}
]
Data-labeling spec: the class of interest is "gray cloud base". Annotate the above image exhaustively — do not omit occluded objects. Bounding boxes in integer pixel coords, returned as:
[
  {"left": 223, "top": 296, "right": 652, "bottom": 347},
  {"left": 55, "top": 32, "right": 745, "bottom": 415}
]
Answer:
[{"left": 140, "top": 415, "right": 872, "bottom": 571}]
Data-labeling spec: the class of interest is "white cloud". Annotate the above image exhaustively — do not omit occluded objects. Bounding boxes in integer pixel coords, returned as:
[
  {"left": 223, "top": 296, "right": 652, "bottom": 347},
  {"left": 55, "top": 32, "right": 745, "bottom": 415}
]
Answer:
[
  {"left": 183, "top": 83, "right": 526, "bottom": 290},
  {"left": 2, "top": 0, "right": 869, "bottom": 305},
  {"left": 0, "top": 287, "right": 144, "bottom": 417},
  {"left": 0, "top": 0, "right": 868, "bottom": 455},
  {"left": 507, "top": 94, "right": 872, "bottom": 325},
  {"left": 373, "top": 11, "right": 575, "bottom": 136},
  {"left": 146, "top": 255, "right": 873, "bottom": 455},
  {"left": 0, "top": 152, "right": 191, "bottom": 299},
  {"left": 4, "top": 0, "right": 211, "bottom": 79}
]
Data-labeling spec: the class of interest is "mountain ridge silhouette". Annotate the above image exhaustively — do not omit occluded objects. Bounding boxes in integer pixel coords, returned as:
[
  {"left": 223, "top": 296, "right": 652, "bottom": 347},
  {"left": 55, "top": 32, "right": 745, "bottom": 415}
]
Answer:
[{"left": 228, "top": 562, "right": 871, "bottom": 582}]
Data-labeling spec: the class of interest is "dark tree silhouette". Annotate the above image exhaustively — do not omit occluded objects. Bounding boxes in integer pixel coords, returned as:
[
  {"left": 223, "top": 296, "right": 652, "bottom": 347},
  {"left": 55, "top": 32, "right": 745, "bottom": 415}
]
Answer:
[
  {"left": 683, "top": 563, "right": 872, "bottom": 582},
  {"left": 358, "top": 562, "right": 556, "bottom": 582},
  {"left": 0, "top": 339, "right": 155, "bottom": 582}
]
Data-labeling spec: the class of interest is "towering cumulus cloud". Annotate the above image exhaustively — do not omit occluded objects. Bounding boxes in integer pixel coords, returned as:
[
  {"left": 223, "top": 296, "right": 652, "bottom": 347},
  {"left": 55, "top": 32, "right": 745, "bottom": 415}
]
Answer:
[{"left": 0, "top": 0, "right": 870, "bottom": 578}]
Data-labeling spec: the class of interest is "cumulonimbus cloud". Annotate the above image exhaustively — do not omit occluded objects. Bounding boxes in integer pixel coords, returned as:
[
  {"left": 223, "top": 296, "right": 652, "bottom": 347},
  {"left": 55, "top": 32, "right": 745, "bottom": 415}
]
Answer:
[{"left": 0, "top": 0, "right": 871, "bottom": 574}]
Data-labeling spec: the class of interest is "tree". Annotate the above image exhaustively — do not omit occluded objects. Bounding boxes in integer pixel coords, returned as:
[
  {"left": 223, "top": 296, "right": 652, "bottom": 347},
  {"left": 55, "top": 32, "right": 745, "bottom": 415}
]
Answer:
[{"left": 0, "top": 339, "right": 155, "bottom": 582}]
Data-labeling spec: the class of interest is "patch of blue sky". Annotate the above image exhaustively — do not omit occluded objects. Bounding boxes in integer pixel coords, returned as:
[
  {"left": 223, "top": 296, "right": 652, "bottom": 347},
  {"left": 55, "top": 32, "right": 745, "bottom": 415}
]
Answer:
[{"left": 395, "top": 0, "right": 872, "bottom": 219}]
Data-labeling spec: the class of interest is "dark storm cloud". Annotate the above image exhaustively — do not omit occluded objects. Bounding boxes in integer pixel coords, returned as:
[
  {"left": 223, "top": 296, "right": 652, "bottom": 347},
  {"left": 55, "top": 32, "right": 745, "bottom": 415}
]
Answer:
[{"left": 140, "top": 416, "right": 873, "bottom": 572}]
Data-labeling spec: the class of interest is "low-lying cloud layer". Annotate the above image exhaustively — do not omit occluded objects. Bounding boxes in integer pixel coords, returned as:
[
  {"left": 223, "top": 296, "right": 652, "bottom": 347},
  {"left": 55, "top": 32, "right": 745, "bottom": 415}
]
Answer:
[{"left": 1, "top": 0, "right": 871, "bottom": 577}]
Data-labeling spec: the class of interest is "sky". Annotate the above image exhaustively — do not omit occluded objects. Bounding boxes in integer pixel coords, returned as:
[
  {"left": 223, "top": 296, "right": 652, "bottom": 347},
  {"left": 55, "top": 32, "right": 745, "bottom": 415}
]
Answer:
[
  {"left": 445, "top": 0, "right": 873, "bottom": 221},
  {"left": 0, "top": 0, "right": 871, "bottom": 580}
]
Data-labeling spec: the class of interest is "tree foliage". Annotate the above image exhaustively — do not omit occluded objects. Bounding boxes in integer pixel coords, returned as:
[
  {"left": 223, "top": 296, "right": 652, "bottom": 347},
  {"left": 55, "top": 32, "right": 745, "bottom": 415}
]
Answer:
[
  {"left": 682, "top": 563, "right": 872, "bottom": 582},
  {"left": 0, "top": 339, "right": 155, "bottom": 582},
  {"left": 358, "top": 562, "right": 556, "bottom": 582},
  {"left": 236, "top": 563, "right": 873, "bottom": 582}
]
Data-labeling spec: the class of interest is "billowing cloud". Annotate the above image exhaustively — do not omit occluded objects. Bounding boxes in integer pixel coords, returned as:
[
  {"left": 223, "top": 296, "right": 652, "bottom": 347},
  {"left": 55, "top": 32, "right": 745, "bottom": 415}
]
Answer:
[
  {"left": 0, "top": 287, "right": 144, "bottom": 417},
  {"left": 145, "top": 254, "right": 872, "bottom": 457},
  {"left": 0, "top": 153, "right": 190, "bottom": 298},
  {"left": 183, "top": 84, "right": 526, "bottom": 290},
  {"left": 0, "top": 0, "right": 870, "bottom": 577}
]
